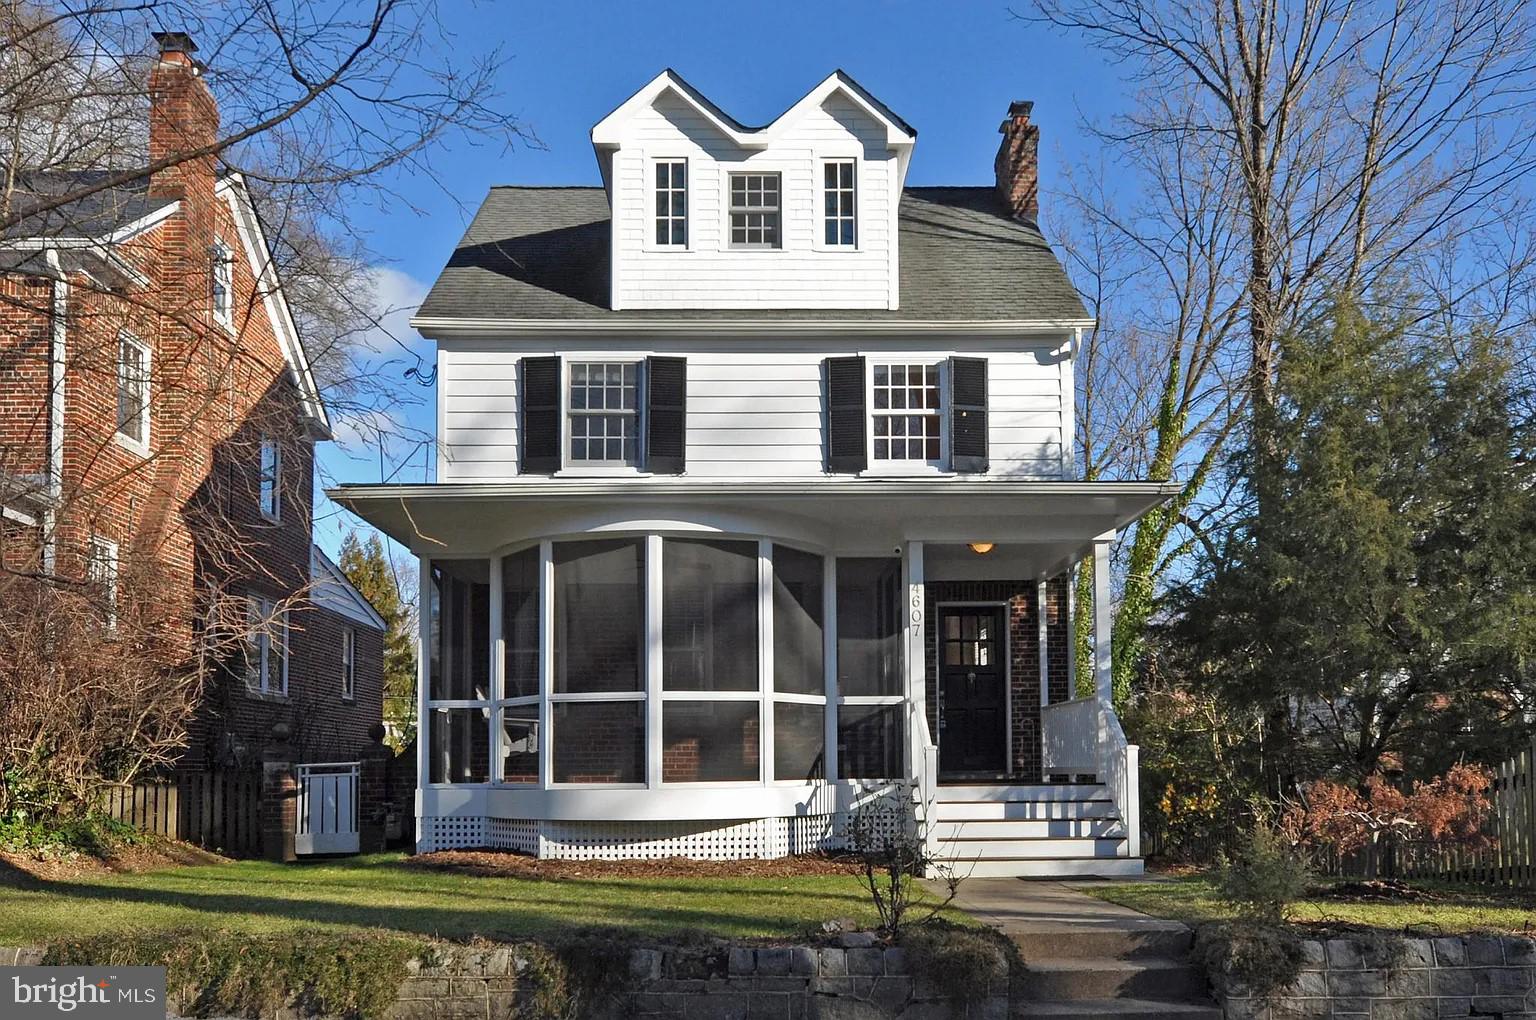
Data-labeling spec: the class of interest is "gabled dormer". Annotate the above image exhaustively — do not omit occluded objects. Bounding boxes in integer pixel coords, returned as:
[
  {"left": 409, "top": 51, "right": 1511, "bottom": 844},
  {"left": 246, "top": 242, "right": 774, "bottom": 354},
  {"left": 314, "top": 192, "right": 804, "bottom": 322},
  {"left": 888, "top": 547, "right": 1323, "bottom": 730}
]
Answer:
[{"left": 590, "top": 70, "right": 916, "bottom": 311}]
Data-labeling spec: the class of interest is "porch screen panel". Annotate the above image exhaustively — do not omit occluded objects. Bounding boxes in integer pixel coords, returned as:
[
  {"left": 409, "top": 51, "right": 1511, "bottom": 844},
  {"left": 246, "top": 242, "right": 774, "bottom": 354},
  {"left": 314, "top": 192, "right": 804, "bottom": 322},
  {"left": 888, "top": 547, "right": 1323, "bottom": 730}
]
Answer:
[
  {"left": 502, "top": 547, "right": 540, "bottom": 698},
  {"left": 774, "top": 701, "right": 825, "bottom": 782},
  {"left": 838, "top": 705, "right": 903, "bottom": 779},
  {"left": 835, "top": 558, "right": 902, "bottom": 696},
  {"left": 429, "top": 560, "right": 491, "bottom": 701},
  {"left": 553, "top": 539, "right": 643, "bottom": 693},
  {"left": 430, "top": 707, "right": 490, "bottom": 784},
  {"left": 662, "top": 539, "right": 759, "bottom": 692},
  {"left": 662, "top": 701, "right": 760, "bottom": 782},
  {"left": 772, "top": 545, "right": 824, "bottom": 695},
  {"left": 552, "top": 702, "right": 644, "bottom": 783}
]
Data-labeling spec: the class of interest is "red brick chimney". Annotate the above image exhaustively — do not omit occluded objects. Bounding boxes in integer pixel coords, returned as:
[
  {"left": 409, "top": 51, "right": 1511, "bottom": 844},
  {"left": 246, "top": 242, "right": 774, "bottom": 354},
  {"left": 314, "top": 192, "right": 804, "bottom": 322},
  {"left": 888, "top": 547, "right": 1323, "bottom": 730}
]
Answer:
[
  {"left": 994, "top": 100, "right": 1039, "bottom": 222},
  {"left": 147, "top": 31, "right": 219, "bottom": 318}
]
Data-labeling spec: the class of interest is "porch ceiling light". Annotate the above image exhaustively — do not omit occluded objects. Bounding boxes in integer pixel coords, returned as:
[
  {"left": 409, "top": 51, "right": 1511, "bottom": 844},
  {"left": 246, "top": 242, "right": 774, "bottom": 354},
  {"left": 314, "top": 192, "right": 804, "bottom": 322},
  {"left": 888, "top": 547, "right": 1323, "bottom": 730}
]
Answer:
[{"left": 968, "top": 542, "right": 995, "bottom": 555}]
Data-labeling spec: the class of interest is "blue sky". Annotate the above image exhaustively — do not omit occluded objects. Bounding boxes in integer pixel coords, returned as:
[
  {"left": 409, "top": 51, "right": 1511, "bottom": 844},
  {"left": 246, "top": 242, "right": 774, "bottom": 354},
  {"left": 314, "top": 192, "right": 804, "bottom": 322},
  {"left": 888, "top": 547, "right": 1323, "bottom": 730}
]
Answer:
[{"left": 312, "top": 0, "right": 1123, "bottom": 554}]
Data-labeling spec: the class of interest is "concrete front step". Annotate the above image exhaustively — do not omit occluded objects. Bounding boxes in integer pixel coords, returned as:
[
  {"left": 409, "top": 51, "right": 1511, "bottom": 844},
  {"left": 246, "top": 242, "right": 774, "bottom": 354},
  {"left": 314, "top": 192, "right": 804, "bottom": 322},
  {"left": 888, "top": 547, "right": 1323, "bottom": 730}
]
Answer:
[
  {"left": 934, "top": 798, "right": 1119, "bottom": 822},
  {"left": 1020, "top": 958, "right": 1208, "bottom": 1002},
  {"left": 931, "top": 818, "right": 1126, "bottom": 840},
  {"left": 1019, "top": 997, "right": 1222, "bottom": 1018},
  {"left": 937, "top": 783, "right": 1108, "bottom": 801},
  {"left": 940, "top": 856, "right": 1145, "bottom": 878},
  {"left": 1009, "top": 925, "right": 1194, "bottom": 961},
  {"left": 938, "top": 836, "right": 1128, "bottom": 859}
]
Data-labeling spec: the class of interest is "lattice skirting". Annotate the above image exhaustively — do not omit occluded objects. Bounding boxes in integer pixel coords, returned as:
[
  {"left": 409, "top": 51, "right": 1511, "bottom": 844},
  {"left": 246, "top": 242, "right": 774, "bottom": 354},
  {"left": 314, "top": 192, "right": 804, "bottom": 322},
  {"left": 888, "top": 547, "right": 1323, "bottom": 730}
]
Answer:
[{"left": 419, "top": 814, "right": 843, "bottom": 860}]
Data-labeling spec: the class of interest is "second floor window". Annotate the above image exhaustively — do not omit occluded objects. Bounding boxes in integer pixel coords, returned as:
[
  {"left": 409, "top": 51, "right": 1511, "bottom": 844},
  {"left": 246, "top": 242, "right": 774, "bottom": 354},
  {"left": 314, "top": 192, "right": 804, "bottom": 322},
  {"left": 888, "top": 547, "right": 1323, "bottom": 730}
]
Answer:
[
  {"left": 116, "top": 333, "right": 150, "bottom": 450},
  {"left": 569, "top": 362, "right": 639, "bottom": 465},
  {"left": 729, "top": 173, "right": 780, "bottom": 248},
  {"left": 824, "top": 161, "right": 856, "bottom": 246},
  {"left": 655, "top": 160, "right": 687, "bottom": 246},
  {"left": 873, "top": 363, "right": 942, "bottom": 463},
  {"left": 259, "top": 437, "right": 282, "bottom": 520},
  {"left": 86, "top": 536, "right": 118, "bottom": 629},
  {"left": 211, "top": 239, "right": 233, "bottom": 329}
]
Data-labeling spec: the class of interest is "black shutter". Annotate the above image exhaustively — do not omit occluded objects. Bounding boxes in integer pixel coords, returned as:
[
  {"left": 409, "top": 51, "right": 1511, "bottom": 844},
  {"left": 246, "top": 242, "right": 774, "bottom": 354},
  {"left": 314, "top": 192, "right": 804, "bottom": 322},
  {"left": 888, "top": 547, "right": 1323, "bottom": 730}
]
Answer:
[
  {"left": 646, "top": 356, "right": 687, "bottom": 474},
  {"left": 825, "top": 355, "right": 867, "bottom": 473},
  {"left": 949, "top": 357, "right": 989, "bottom": 473},
  {"left": 519, "top": 356, "right": 561, "bottom": 474}
]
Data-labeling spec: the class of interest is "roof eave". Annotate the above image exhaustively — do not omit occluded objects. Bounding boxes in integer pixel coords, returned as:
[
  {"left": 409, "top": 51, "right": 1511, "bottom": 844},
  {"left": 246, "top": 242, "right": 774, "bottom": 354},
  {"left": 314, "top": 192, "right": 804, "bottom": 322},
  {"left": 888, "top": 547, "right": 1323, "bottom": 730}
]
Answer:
[{"left": 409, "top": 316, "right": 1096, "bottom": 338}]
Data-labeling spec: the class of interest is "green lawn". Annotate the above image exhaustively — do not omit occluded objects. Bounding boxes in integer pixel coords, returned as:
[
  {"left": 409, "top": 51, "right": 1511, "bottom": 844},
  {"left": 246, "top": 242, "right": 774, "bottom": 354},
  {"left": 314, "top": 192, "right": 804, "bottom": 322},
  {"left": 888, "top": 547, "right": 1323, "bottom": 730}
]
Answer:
[
  {"left": 0, "top": 853, "right": 915, "bottom": 944},
  {"left": 1085, "top": 875, "right": 1536, "bottom": 934}
]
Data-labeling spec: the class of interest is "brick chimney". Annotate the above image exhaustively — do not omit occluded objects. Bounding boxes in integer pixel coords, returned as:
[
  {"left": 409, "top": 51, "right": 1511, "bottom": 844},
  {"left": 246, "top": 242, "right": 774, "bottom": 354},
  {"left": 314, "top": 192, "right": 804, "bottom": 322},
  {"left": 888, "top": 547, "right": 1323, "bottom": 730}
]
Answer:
[
  {"left": 994, "top": 100, "right": 1039, "bottom": 222},
  {"left": 147, "top": 31, "right": 219, "bottom": 317}
]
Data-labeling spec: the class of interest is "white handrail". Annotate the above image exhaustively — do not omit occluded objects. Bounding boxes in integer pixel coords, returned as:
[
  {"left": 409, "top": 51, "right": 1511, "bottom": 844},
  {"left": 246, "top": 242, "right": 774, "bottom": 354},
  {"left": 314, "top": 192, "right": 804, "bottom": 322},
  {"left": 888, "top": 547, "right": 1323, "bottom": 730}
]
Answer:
[
  {"left": 1096, "top": 705, "right": 1141, "bottom": 859},
  {"left": 912, "top": 706, "right": 940, "bottom": 858}
]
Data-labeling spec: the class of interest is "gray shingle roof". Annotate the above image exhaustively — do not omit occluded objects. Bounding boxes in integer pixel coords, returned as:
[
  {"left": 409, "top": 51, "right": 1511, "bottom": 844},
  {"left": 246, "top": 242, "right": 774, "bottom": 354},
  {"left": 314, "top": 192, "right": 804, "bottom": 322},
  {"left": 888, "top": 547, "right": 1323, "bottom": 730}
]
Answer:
[
  {"left": 415, "top": 186, "right": 1089, "bottom": 324},
  {"left": 2, "top": 170, "right": 177, "bottom": 240}
]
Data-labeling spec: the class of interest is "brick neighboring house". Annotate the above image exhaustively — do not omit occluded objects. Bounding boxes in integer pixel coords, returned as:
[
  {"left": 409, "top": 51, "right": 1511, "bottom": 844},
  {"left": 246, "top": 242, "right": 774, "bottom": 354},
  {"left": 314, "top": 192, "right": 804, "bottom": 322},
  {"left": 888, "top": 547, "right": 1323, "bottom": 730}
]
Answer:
[{"left": 0, "top": 31, "right": 384, "bottom": 774}]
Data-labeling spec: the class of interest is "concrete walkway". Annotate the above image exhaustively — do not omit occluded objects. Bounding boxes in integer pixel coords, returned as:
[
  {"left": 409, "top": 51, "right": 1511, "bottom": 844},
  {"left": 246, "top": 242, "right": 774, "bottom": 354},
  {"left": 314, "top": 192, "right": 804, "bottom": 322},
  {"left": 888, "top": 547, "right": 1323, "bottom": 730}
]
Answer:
[
  {"left": 948, "top": 878, "right": 1189, "bottom": 937},
  {"left": 944, "top": 879, "right": 1221, "bottom": 1018}
]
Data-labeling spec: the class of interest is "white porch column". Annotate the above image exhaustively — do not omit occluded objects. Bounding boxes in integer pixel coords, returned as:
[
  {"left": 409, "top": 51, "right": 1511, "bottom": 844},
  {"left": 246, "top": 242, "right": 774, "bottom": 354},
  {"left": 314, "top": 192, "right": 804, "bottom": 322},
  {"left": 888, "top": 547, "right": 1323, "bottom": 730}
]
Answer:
[
  {"left": 1036, "top": 578, "right": 1049, "bottom": 709},
  {"left": 415, "top": 556, "right": 432, "bottom": 845},
  {"left": 903, "top": 541, "right": 926, "bottom": 778},
  {"left": 488, "top": 554, "right": 503, "bottom": 783},
  {"left": 1092, "top": 533, "right": 1115, "bottom": 709}
]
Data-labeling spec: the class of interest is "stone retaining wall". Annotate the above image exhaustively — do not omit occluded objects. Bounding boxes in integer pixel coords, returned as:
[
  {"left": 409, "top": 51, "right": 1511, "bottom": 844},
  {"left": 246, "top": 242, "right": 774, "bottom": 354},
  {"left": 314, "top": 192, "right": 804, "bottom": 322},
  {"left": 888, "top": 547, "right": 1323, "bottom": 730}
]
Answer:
[
  {"left": 1215, "top": 933, "right": 1536, "bottom": 1019},
  {"left": 2, "top": 938, "right": 1009, "bottom": 1019}
]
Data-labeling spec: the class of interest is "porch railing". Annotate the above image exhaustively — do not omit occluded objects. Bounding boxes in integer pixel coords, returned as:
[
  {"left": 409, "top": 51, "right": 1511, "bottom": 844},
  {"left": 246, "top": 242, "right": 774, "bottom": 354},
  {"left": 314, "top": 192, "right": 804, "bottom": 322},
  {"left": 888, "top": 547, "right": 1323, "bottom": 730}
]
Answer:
[
  {"left": 912, "top": 704, "right": 940, "bottom": 858},
  {"left": 1041, "top": 696, "right": 1098, "bottom": 775},
  {"left": 1041, "top": 695, "right": 1141, "bottom": 859}
]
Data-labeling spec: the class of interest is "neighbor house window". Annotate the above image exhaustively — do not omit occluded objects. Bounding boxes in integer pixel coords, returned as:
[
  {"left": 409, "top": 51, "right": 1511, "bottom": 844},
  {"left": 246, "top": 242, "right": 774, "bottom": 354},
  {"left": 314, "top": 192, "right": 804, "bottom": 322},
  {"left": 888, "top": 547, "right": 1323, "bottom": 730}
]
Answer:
[
  {"left": 729, "top": 173, "right": 780, "bottom": 248},
  {"left": 211, "top": 239, "right": 233, "bottom": 328},
  {"left": 258, "top": 437, "right": 282, "bottom": 520},
  {"left": 87, "top": 536, "right": 118, "bottom": 629},
  {"left": 568, "top": 362, "right": 639, "bottom": 465},
  {"left": 245, "top": 595, "right": 288, "bottom": 696},
  {"left": 341, "top": 626, "right": 357, "bottom": 700},
  {"left": 116, "top": 333, "right": 150, "bottom": 450},
  {"left": 872, "top": 363, "right": 942, "bottom": 463},
  {"left": 655, "top": 160, "right": 687, "bottom": 246},
  {"left": 824, "top": 161, "right": 856, "bottom": 246}
]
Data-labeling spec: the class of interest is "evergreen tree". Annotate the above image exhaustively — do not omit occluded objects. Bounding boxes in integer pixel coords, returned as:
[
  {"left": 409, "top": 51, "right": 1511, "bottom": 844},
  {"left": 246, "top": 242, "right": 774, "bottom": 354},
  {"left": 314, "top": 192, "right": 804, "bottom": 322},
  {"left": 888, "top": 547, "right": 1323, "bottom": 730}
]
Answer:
[
  {"left": 338, "top": 531, "right": 418, "bottom": 750},
  {"left": 1167, "top": 302, "right": 1536, "bottom": 786}
]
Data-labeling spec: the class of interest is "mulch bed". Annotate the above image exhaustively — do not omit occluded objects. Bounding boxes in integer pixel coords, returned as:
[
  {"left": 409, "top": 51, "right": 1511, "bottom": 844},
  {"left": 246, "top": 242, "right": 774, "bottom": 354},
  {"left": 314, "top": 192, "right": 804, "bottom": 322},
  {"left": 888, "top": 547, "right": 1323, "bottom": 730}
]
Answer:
[
  {"left": 405, "top": 849, "right": 865, "bottom": 880},
  {"left": 0, "top": 839, "right": 228, "bottom": 884}
]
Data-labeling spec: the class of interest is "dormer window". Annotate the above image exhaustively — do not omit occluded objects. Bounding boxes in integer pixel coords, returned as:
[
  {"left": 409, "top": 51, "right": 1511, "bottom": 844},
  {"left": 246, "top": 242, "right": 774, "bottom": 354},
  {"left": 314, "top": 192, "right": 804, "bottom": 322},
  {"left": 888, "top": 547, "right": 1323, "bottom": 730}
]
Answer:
[
  {"left": 729, "top": 173, "right": 780, "bottom": 249},
  {"left": 655, "top": 160, "right": 687, "bottom": 246},
  {"left": 824, "top": 161, "right": 856, "bottom": 246}
]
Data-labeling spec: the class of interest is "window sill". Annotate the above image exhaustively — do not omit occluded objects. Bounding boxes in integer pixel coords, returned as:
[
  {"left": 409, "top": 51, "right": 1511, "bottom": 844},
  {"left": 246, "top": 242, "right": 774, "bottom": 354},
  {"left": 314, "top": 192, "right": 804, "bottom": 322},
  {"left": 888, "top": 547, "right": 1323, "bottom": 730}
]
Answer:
[
  {"left": 555, "top": 467, "right": 653, "bottom": 478},
  {"left": 112, "top": 432, "right": 150, "bottom": 459},
  {"left": 858, "top": 467, "right": 956, "bottom": 479},
  {"left": 259, "top": 510, "right": 283, "bottom": 524},
  {"left": 245, "top": 688, "right": 290, "bottom": 703}
]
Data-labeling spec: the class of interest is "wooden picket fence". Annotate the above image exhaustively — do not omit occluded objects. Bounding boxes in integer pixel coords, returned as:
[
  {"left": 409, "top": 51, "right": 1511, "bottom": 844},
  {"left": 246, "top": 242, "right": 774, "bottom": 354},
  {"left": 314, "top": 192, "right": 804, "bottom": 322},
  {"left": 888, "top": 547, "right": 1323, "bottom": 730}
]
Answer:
[
  {"left": 100, "top": 771, "right": 264, "bottom": 857},
  {"left": 1326, "top": 743, "right": 1536, "bottom": 887}
]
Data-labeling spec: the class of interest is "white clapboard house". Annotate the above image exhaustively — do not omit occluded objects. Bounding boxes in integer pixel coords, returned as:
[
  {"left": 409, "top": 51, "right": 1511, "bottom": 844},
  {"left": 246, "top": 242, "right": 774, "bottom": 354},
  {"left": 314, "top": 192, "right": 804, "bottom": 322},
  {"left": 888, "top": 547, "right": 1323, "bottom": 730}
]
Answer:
[{"left": 332, "top": 71, "right": 1176, "bottom": 876}]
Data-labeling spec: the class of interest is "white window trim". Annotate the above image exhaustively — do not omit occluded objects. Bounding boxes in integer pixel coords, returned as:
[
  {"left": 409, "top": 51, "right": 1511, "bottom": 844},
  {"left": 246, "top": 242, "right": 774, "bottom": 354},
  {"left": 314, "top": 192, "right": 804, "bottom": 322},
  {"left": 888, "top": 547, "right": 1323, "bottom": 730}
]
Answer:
[
  {"left": 113, "top": 331, "right": 151, "bottom": 457},
  {"left": 211, "top": 238, "right": 234, "bottom": 332},
  {"left": 558, "top": 357, "right": 648, "bottom": 473},
  {"left": 863, "top": 356, "right": 952, "bottom": 475},
  {"left": 258, "top": 437, "right": 282, "bottom": 522},
  {"left": 245, "top": 595, "right": 289, "bottom": 698},
  {"left": 341, "top": 626, "right": 357, "bottom": 701},
  {"left": 649, "top": 157, "right": 690, "bottom": 251},
  {"left": 88, "top": 536, "right": 119, "bottom": 632},
  {"left": 819, "top": 158, "right": 859, "bottom": 251}
]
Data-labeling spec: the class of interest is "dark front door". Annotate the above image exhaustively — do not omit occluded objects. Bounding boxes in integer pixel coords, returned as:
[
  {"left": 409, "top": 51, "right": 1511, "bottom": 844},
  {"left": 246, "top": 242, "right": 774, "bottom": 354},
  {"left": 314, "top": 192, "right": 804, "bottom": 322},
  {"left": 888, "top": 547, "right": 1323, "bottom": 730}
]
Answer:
[{"left": 938, "top": 606, "right": 1007, "bottom": 776}]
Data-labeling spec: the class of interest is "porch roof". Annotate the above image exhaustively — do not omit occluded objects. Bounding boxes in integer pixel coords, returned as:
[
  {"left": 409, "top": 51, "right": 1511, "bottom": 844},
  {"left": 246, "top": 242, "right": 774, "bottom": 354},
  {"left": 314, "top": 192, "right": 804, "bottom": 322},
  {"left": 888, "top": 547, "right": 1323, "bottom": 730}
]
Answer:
[{"left": 328, "top": 478, "right": 1179, "bottom": 574}]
